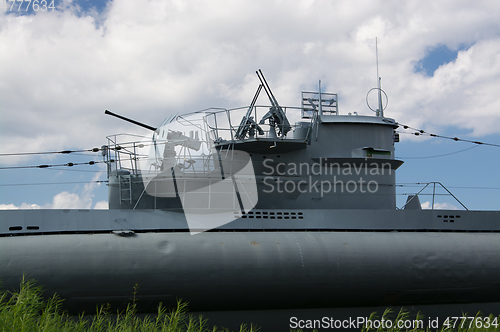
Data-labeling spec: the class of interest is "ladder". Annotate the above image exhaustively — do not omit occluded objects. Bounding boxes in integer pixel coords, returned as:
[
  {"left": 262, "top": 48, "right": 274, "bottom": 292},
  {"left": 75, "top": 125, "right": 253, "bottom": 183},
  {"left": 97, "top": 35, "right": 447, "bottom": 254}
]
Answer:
[{"left": 119, "top": 174, "right": 132, "bottom": 205}]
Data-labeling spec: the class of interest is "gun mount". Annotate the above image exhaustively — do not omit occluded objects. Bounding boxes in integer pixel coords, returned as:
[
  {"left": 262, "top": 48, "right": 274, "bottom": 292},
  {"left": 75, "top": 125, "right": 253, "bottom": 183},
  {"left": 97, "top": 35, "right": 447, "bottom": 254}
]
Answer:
[
  {"left": 235, "top": 84, "right": 265, "bottom": 140},
  {"left": 255, "top": 70, "right": 291, "bottom": 138}
]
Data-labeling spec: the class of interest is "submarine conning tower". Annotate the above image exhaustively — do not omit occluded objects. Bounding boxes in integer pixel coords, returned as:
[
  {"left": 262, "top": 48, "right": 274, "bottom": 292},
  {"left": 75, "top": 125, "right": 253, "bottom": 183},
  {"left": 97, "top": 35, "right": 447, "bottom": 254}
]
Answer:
[
  {"left": 104, "top": 76, "right": 402, "bottom": 211},
  {"left": 214, "top": 89, "right": 402, "bottom": 210}
]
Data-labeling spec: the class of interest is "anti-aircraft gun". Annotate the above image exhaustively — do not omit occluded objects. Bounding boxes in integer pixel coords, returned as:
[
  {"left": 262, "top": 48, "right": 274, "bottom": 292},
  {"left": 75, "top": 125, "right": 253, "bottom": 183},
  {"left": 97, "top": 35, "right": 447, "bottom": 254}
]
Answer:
[
  {"left": 235, "top": 70, "right": 291, "bottom": 140},
  {"left": 234, "top": 84, "right": 264, "bottom": 140},
  {"left": 256, "top": 69, "right": 291, "bottom": 138}
]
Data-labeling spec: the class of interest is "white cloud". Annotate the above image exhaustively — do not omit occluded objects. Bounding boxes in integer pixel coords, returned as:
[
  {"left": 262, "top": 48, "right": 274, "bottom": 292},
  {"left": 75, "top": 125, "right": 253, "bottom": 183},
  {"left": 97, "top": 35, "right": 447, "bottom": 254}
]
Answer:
[
  {"left": 421, "top": 201, "right": 459, "bottom": 210},
  {"left": 0, "top": 203, "right": 41, "bottom": 210},
  {"left": 49, "top": 171, "right": 106, "bottom": 209},
  {"left": 0, "top": 192, "right": 108, "bottom": 210},
  {"left": 93, "top": 201, "right": 109, "bottom": 209},
  {"left": 0, "top": 195, "right": 108, "bottom": 210},
  {"left": 0, "top": 0, "right": 499, "bottom": 210},
  {"left": 50, "top": 191, "right": 90, "bottom": 209},
  {"left": 0, "top": 171, "right": 107, "bottom": 209},
  {"left": 392, "top": 39, "right": 500, "bottom": 135},
  {"left": 1, "top": 0, "right": 499, "bottom": 165}
]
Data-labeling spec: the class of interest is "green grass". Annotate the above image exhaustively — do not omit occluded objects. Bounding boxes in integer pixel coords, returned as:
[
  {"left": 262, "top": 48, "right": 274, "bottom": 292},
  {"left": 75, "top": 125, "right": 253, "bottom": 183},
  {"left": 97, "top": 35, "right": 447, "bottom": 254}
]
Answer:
[
  {"left": 2, "top": 278, "right": 499, "bottom": 332},
  {"left": 0, "top": 277, "right": 259, "bottom": 332}
]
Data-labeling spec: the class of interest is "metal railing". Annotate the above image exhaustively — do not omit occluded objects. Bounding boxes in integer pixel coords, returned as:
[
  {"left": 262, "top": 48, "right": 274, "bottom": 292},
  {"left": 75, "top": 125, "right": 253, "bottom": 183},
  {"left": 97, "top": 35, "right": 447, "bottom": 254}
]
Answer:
[
  {"left": 104, "top": 134, "right": 150, "bottom": 176},
  {"left": 201, "top": 105, "right": 314, "bottom": 142},
  {"left": 400, "top": 182, "right": 468, "bottom": 210},
  {"left": 103, "top": 105, "right": 317, "bottom": 181}
]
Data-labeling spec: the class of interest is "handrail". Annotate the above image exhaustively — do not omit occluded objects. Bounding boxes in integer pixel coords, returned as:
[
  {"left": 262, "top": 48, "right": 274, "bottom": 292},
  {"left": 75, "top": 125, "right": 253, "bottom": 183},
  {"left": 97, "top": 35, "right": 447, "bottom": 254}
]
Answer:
[
  {"left": 202, "top": 105, "right": 312, "bottom": 141},
  {"left": 400, "top": 182, "right": 468, "bottom": 210},
  {"left": 104, "top": 105, "right": 316, "bottom": 181},
  {"left": 104, "top": 134, "right": 150, "bottom": 176}
]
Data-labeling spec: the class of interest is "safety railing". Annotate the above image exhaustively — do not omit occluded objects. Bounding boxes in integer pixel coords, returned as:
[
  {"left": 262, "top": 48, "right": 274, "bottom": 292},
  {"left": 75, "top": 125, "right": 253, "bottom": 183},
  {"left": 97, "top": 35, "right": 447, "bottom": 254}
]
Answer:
[
  {"left": 201, "top": 105, "right": 315, "bottom": 142},
  {"left": 104, "top": 134, "right": 150, "bottom": 176},
  {"left": 103, "top": 105, "right": 317, "bottom": 180},
  {"left": 400, "top": 182, "right": 468, "bottom": 210}
]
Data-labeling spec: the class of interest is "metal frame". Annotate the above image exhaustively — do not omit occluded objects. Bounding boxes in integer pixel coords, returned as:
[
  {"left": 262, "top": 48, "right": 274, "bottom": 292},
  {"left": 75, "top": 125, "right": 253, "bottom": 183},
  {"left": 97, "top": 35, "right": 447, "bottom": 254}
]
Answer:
[{"left": 401, "top": 182, "right": 468, "bottom": 210}]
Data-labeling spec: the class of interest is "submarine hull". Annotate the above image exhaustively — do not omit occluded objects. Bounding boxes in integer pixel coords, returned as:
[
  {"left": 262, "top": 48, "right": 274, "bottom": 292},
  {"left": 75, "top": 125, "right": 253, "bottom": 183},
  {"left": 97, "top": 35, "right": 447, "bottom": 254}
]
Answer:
[{"left": 1, "top": 231, "right": 499, "bottom": 312}]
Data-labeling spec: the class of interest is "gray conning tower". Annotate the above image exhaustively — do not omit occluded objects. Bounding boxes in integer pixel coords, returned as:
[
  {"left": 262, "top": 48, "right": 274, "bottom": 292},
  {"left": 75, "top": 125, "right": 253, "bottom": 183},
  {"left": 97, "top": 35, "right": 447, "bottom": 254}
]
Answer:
[{"left": 103, "top": 72, "right": 402, "bottom": 210}]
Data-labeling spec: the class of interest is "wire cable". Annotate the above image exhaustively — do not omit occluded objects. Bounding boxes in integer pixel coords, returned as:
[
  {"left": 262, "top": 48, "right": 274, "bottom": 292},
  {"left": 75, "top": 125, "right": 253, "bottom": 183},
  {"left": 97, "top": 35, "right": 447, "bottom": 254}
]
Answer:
[
  {"left": 0, "top": 143, "right": 148, "bottom": 157},
  {"left": 0, "top": 160, "right": 107, "bottom": 170},
  {"left": 396, "top": 145, "right": 480, "bottom": 159},
  {"left": 0, "top": 180, "right": 108, "bottom": 187},
  {"left": 0, "top": 147, "right": 101, "bottom": 157},
  {"left": 396, "top": 123, "right": 500, "bottom": 148}
]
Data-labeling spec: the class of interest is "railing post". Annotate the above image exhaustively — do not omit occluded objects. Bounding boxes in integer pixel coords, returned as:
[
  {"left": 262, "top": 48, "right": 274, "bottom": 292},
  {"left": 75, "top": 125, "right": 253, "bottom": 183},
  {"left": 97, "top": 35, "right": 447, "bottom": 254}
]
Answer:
[
  {"left": 227, "top": 109, "right": 234, "bottom": 141},
  {"left": 133, "top": 143, "right": 138, "bottom": 174},
  {"left": 438, "top": 182, "right": 469, "bottom": 211},
  {"left": 214, "top": 114, "right": 219, "bottom": 139},
  {"left": 431, "top": 182, "right": 436, "bottom": 210}
]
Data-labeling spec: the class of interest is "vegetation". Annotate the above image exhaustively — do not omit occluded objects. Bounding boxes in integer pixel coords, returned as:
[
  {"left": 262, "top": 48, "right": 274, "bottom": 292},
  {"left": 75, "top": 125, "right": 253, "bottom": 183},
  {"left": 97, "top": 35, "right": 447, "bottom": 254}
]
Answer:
[
  {"left": 1, "top": 277, "right": 499, "bottom": 332},
  {"left": 0, "top": 277, "right": 259, "bottom": 332}
]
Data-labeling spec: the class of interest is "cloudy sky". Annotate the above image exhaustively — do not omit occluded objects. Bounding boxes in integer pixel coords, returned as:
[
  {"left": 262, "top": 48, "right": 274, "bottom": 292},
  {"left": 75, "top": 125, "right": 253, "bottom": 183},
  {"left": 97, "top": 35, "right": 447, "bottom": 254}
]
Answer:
[{"left": 1, "top": 0, "right": 499, "bottom": 210}]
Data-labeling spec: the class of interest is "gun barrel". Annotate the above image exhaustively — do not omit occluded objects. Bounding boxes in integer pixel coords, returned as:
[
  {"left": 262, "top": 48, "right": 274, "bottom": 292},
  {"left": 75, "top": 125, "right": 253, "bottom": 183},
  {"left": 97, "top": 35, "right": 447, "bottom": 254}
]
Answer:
[
  {"left": 105, "top": 110, "right": 157, "bottom": 132},
  {"left": 257, "top": 69, "right": 285, "bottom": 111}
]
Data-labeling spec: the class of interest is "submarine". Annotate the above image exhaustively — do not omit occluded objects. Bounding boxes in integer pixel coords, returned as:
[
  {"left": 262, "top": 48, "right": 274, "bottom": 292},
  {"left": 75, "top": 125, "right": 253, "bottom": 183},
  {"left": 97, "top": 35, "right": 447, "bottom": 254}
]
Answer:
[{"left": 1, "top": 70, "right": 499, "bottom": 316}]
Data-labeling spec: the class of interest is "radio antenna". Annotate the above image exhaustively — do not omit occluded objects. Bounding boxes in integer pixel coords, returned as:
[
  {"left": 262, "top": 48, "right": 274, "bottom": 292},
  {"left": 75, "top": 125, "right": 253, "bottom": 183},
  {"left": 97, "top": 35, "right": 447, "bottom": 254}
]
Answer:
[
  {"left": 376, "top": 37, "right": 380, "bottom": 86},
  {"left": 375, "top": 37, "right": 384, "bottom": 118}
]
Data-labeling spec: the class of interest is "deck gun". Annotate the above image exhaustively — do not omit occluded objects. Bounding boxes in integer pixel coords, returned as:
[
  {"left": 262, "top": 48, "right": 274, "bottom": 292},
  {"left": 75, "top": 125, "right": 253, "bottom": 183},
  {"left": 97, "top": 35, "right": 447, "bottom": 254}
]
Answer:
[
  {"left": 256, "top": 69, "right": 291, "bottom": 138},
  {"left": 105, "top": 110, "right": 158, "bottom": 131},
  {"left": 234, "top": 84, "right": 265, "bottom": 140},
  {"left": 104, "top": 110, "right": 201, "bottom": 172}
]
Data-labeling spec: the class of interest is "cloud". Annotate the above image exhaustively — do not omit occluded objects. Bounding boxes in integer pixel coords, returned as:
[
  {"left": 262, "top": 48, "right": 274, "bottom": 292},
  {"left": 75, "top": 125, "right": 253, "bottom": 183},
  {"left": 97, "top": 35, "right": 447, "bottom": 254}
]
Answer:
[
  {"left": 49, "top": 171, "right": 107, "bottom": 208},
  {"left": 93, "top": 200, "right": 108, "bottom": 209},
  {"left": 421, "top": 201, "right": 459, "bottom": 210},
  {"left": 0, "top": 172, "right": 108, "bottom": 210},
  {"left": 0, "top": 195, "right": 108, "bottom": 210},
  {"left": 0, "top": 203, "right": 41, "bottom": 210},
  {"left": 394, "top": 39, "right": 500, "bottom": 135},
  {"left": 1, "top": 0, "right": 500, "bottom": 165},
  {"left": 0, "top": 193, "right": 108, "bottom": 210},
  {"left": 50, "top": 191, "right": 90, "bottom": 209}
]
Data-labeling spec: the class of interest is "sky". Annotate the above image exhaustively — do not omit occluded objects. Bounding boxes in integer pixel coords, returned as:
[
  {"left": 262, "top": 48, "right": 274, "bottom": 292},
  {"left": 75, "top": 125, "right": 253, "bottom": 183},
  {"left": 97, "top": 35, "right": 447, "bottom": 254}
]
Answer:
[{"left": 1, "top": 0, "right": 499, "bottom": 211}]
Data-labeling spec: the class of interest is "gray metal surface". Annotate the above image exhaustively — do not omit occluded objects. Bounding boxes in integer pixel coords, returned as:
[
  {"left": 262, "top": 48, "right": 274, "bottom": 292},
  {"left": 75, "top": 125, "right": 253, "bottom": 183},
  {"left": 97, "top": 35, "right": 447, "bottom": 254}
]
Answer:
[
  {"left": 1, "top": 231, "right": 499, "bottom": 311},
  {"left": 2, "top": 209, "right": 500, "bottom": 235}
]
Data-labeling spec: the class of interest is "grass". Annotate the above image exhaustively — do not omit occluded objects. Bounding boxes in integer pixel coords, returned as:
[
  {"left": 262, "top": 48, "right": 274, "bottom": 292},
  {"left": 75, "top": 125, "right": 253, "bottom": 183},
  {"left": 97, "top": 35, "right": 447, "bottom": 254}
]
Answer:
[
  {"left": 0, "top": 277, "right": 259, "bottom": 332},
  {"left": 1, "top": 278, "right": 499, "bottom": 332}
]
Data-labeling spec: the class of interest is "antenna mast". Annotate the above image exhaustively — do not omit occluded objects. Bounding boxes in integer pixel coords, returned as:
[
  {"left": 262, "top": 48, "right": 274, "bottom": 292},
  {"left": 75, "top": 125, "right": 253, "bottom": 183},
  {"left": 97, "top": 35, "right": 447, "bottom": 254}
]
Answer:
[{"left": 376, "top": 37, "right": 384, "bottom": 118}]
